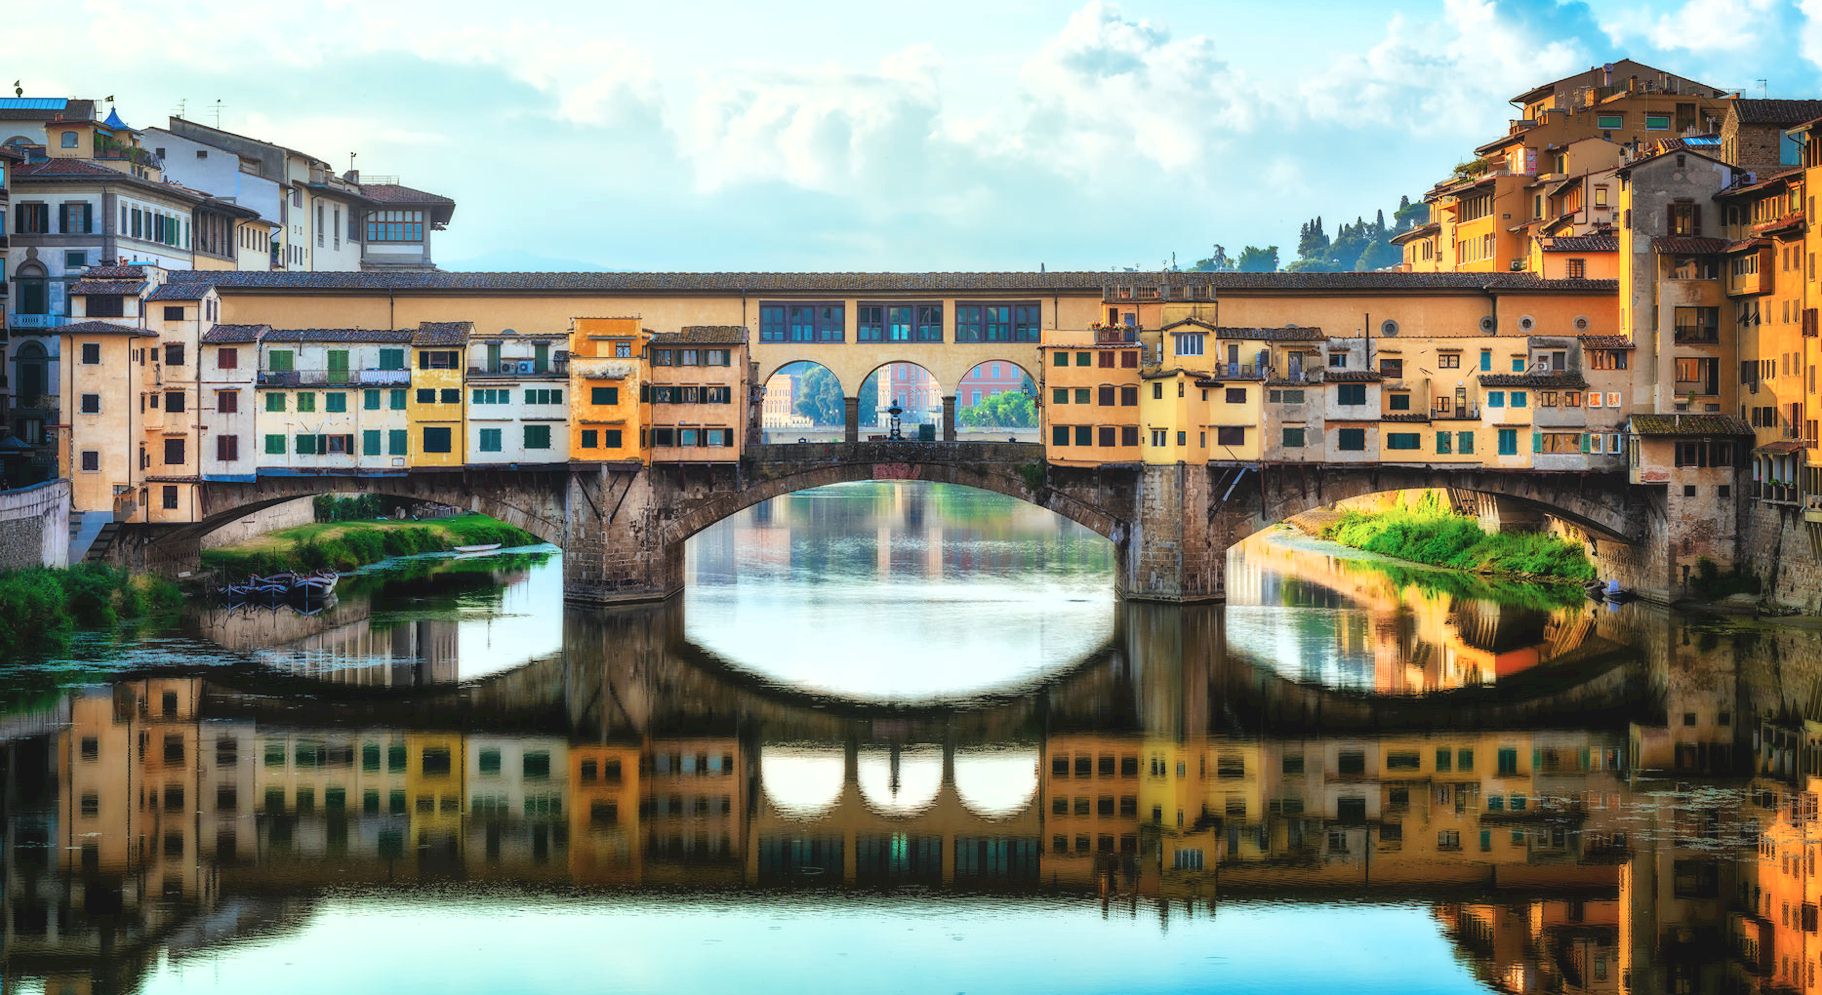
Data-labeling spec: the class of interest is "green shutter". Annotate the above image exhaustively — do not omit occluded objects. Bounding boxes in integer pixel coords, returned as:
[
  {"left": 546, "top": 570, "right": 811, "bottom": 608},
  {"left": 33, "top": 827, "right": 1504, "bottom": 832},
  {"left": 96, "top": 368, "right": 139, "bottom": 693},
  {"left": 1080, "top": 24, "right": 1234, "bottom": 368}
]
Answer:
[
  {"left": 1580, "top": 433, "right": 1591, "bottom": 453},
  {"left": 1532, "top": 431, "right": 1541, "bottom": 454},
  {"left": 388, "top": 429, "right": 407, "bottom": 455},
  {"left": 362, "top": 430, "right": 381, "bottom": 456},
  {"left": 364, "top": 389, "right": 380, "bottom": 410},
  {"left": 390, "top": 389, "right": 407, "bottom": 410},
  {"left": 264, "top": 392, "right": 285, "bottom": 412},
  {"left": 264, "top": 434, "right": 285, "bottom": 455},
  {"left": 296, "top": 434, "right": 316, "bottom": 455}
]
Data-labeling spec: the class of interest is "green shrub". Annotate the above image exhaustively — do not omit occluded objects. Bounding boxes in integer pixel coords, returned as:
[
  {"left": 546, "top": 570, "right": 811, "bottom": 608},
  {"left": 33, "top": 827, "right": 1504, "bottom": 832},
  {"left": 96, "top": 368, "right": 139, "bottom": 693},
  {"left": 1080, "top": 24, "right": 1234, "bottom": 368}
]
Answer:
[
  {"left": 0, "top": 565, "right": 186, "bottom": 659},
  {"left": 1322, "top": 498, "right": 1594, "bottom": 582}
]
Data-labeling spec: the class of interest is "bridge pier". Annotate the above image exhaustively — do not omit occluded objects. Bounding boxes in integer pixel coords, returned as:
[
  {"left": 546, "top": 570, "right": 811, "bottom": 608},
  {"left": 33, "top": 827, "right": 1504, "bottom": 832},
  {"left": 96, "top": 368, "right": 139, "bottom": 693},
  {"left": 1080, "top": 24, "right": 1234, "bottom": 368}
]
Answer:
[
  {"left": 843, "top": 396, "right": 861, "bottom": 444},
  {"left": 563, "top": 465, "right": 684, "bottom": 605},
  {"left": 942, "top": 395, "right": 957, "bottom": 442},
  {"left": 1117, "top": 464, "right": 1240, "bottom": 603}
]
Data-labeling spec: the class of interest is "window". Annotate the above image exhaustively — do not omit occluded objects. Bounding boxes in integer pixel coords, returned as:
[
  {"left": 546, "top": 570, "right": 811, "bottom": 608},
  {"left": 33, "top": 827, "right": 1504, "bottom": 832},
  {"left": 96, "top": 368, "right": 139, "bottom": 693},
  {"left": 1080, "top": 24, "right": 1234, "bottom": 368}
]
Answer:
[
  {"left": 580, "top": 430, "right": 598, "bottom": 449},
  {"left": 324, "top": 392, "right": 346, "bottom": 413},
  {"left": 216, "top": 435, "right": 239, "bottom": 461},
  {"left": 1436, "top": 431, "right": 1452, "bottom": 454},
  {"left": 1386, "top": 432, "right": 1420, "bottom": 450},
  {"left": 363, "top": 430, "right": 382, "bottom": 456},
  {"left": 1488, "top": 391, "right": 1505, "bottom": 408},
  {"left": 759, "top": 303, "right": 845, "bottom": 343},
  {"left": 389, "top": 429, "right": 408, "bottom": 455},
  {"left": 1387, "top": 393, "right": 1411, "bottom": 411},
  {"left": 1497, "top": 428, "right": 1518, "bottom": 455},
  {"left": 1644, "top": 112, "right": 1670, "bottom": 131},
  {"left": 478, "top": 428, "right": 502, "bottom": 453},
  {"left": 80, "top": 450, "right": 100, "bottom": 471},
  {"left": 1215, "top": 426, "right": 1245, "bottom": 446},
  {"left": 524, "top": 425, "right": 551, "bottom": 450},
  {"left": 161, "top": 485, "right": 178, "bottom": 509},
  {"left": 1224, "top": 387, "right": 1246, "bottom": 404},
  {"left": 440, "top": 388, "right": 460, "bottom": 404},
  {"left": 1337, "top": 428, "right": 1366, "bottom": 451},
  {"left": 591, "top": 386, "right": 619, "bottom": 405},
  {"left": 81, "top": 343, "right": 101, "bottom": 365},
  {"left": 390, "top": 389, "right": 408, "bottom": 410},
  {"left": 264, "top": 434, "right": 285, "bottom": 455},
  {"left": 524, "top": 388, "right": 562, "bottom": 405},
  {"left": 1174, "top": 333, "right": 1205, "bottom": 356},
  {"left": 1437, "top": 353, "right": 1459, "bottom": 369},
  {"left": 422, "top": 427, "right": 453, "bottom": 453},
  {"left": 1336, "top": 383, "right": 1366, "bottom": 406},
  {"left": 365, "top": 209, "right": 425, "bottom": 242},
  {"left": 1380, "top": 357, "right": 1403, "bottom": 379},
  {"left": 1281, "top": 426, "right": 1305, "bottom": 448},
  {"left": 1597, "top": 112, "right": 1623, "bottom": 130},
  {"left": 418, "top": 350, "right": 459, "bottom": 370},
  {"left": 80, "top": 394, "right": 100, "bottom": 414}
]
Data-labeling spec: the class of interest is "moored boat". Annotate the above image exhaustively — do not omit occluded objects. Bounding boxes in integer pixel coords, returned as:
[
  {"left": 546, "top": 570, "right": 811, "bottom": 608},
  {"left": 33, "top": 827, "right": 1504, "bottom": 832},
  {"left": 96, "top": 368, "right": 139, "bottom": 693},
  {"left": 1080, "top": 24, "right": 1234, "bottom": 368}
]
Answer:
[{"left": 453, "top": 543, "right": 502, "bottom": 554}]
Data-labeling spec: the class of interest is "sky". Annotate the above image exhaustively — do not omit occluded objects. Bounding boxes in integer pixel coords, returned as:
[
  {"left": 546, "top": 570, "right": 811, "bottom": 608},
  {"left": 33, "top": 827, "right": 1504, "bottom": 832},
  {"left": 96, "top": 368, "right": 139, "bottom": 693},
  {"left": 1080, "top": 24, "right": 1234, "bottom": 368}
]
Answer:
[{"left": 16, "top": 0, "right": 1822, "bottom": 271}]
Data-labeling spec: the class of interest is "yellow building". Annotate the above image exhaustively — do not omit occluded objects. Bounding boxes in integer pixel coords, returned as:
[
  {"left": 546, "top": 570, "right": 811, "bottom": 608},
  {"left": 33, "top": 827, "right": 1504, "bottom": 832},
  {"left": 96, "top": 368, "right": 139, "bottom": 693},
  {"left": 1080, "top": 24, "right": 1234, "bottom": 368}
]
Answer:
[
  {"left": 408, "top": 322, "right": 468, "bottom": 468},
  {"left": 1038, "top": 329, "right": 1143, "bottom": 467}
]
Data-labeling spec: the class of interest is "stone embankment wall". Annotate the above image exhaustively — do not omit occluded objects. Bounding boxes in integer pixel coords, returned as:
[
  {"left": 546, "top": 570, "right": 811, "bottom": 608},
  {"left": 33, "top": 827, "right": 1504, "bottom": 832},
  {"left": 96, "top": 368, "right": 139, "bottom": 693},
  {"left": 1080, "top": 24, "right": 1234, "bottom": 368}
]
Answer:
[
  {"left": 0, "top": 479, "right": 69, "bottom": 570},
  {"left": 200, "top": 496, "right": 317, "bottom": 550},
  {"left": 1742, "top": 504, "right": 1822, "bottom": 613}
]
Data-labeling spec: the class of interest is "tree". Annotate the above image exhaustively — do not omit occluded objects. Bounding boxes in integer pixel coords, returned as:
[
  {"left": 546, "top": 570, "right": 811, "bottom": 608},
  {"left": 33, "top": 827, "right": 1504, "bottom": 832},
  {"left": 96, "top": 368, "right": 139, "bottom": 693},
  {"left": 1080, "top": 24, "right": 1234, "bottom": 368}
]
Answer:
[
  {"left": 1191, "top": 244, "right": 1235, "bottom": 272},
  {"left": 1296, "top": 217, "right": 1329, "bottom": 258},
  {"left": 958, "top": 390, "right": 1036, "bottom": 428},
  {"left": 1235, "top": 245, "right": 1279, "bottom": 272},
  {"left": 794, "top": 365, "right": 844, "bottom": 425}
]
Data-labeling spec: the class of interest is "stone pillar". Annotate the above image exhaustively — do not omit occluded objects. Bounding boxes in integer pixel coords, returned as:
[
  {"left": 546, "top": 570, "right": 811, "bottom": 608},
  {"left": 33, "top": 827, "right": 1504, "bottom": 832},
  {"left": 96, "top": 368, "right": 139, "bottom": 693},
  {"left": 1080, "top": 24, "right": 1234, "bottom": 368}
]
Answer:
[
  {"left": 562, "top": 465, "right": 684, "bottom": 605},
  {"left": 1117, "top": 463, "right": 1230, "bottom": 603},
  {"left": 844, "top": 396, "right": 861, "bottom": 443},
  {"left": 942, "top": 395, "right": 957, "bottom": 441}
]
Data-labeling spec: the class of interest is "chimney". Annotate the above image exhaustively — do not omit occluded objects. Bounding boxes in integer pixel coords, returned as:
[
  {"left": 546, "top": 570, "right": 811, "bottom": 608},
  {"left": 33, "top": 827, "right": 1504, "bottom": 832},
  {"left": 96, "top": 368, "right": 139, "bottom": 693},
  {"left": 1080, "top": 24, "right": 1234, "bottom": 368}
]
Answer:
[{"left": 343, "top": 168, "right": 360, "bottom": 184}]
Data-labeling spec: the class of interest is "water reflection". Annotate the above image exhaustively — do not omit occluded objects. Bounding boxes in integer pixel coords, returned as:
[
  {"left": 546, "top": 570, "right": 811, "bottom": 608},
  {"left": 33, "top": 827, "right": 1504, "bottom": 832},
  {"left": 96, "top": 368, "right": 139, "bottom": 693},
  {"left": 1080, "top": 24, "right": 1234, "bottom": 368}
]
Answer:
[
  {"left": 1228, "top": 528, "right": 1602, "bottom": 694},
  {"left": 2, "top": 484, "right": 1820, "bottom": 994},
  {"left": 683, "top": 481, "right": 1117, "bottom": 701}
]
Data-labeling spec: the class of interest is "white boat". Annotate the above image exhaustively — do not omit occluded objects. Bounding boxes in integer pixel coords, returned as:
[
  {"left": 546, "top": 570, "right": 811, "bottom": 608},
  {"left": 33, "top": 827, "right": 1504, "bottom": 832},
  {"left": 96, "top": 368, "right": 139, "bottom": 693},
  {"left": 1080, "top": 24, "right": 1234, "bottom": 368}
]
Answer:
[{"left": 453, "top": 543, "right": 502, "bottom": 554}]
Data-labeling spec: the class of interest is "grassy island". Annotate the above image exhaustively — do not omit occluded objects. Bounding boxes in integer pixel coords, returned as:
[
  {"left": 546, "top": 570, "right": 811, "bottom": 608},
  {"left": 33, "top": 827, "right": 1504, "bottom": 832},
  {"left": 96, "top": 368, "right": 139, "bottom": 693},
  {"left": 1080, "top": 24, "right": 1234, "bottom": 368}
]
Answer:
[
  {"left": 1320, "top": 493, "right": 1596, "bottom": 583},
  {"left": 201, "top": 513, "right": 540, "bottom": 578}
]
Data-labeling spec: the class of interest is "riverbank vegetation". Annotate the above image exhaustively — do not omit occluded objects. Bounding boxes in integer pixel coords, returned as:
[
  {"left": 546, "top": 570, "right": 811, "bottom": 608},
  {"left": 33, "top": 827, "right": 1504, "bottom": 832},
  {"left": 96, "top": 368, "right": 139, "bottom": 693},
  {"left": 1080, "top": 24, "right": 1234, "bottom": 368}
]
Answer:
[
  {"left": 0, "top": 564, "right": 183, "bottom": 658},
  {"left": 201, "top": 513, "right": 540, "bottom": 578},
  {"left": 1321, "top": 493, "right": 1596, "bottom": 583}
]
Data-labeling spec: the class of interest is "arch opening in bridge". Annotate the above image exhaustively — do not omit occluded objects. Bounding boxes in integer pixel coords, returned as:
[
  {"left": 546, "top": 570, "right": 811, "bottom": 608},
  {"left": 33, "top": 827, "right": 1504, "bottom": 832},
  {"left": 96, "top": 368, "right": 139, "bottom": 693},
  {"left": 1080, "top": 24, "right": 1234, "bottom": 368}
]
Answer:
[
  {"left": 856, "top": 745, "right": 945, "bottom": 817},
  {"left": 856, "top": 361, "right": 944, "bottom": 441},
  {"left": 953, "top": 360, "right": 1038, "bottom": 443},
  {"left": 759, "top": 746, "right": 847, "bottom": 820},
  {"left": 953, "top": 746, "right": 1040, "bottom": 819},
  {"left": 679, "top": 478, "right": 1119, "bottom": 703},
  {"left": 760, "top": 360, "right": 846, "bottom": 443}
]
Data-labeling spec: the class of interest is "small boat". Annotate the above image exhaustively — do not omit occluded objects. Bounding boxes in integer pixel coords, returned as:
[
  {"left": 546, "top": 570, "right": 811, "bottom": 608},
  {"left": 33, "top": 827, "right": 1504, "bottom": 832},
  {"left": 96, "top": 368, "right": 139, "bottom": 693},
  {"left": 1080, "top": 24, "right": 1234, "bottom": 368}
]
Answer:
[
  {"left": 453, "top": 543, "right": 502, "bottom": 555},
  {"left": 292, "top": 570, "right": 339, "bottom": 596}
]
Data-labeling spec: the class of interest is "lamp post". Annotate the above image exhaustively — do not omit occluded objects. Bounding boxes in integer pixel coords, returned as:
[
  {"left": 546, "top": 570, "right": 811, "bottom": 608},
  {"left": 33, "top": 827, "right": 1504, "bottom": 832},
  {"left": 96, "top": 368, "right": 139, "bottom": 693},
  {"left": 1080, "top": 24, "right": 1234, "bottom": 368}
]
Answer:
[{"left": 887, "top": 399, "right": 904, "bottom": 441}]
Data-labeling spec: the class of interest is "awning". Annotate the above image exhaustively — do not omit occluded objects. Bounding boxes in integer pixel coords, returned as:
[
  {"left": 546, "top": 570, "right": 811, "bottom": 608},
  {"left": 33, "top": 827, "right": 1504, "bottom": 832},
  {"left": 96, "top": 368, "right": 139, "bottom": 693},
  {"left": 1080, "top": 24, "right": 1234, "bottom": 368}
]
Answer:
[{"left": 1754, "top": 440, "right": 1804, "bottom": 454}]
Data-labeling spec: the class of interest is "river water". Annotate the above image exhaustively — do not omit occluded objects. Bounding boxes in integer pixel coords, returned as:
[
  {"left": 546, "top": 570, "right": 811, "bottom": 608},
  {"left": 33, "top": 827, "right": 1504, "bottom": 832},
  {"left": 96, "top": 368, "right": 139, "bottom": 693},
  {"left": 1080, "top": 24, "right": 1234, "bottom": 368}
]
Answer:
[{"left": 1, "top": 480, "right": 1817, "bottom": 994}]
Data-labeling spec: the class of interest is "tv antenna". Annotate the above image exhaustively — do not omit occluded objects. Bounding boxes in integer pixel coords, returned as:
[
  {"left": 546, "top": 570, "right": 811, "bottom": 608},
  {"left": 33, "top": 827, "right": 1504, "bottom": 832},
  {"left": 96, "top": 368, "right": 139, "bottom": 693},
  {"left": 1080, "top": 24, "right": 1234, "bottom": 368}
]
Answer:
[
  {"left": 212, "top": 99, "right": 224, "bottom": 127},
  {"left": 1757, "top": 78, "right": 1769, "bottom": 98}
]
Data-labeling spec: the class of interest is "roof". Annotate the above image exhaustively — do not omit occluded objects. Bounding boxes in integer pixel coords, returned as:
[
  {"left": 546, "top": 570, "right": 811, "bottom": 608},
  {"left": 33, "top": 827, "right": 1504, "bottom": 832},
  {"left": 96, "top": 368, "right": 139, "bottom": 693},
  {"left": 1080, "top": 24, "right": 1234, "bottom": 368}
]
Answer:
[
  {"left": 1755, "top": 440, "right": 1805, "bottom": 454},
  {"left": 1731, "top": 98, "right": 1822, "bottom": 126},
  {"left": 199, "top": 196, "right": 262, "bottom": 220},
  {"left": 1651, "top": 235, "right": 1730, "bottom": 255},
  {"left": 68, "top": 280, "right": 147, "bottom": 296},
  {"left": 1715, "top": 166, "right": 1801, "bottom": 199},
  {"left": 1389, "top": 221, "right": 1440, "bottom": 245},
  {"left": 1510, "top": 60, "right": 1725, "bottom": 105},
  {"left": 359, "top": 183, "right": 455, "bottom": 226},
  {"left": 1578, "top": 334, "right": 1635, "bottom": 350},
  {"left": 261, "top": 327, "right": 416, "bottom": 343},
  {"left": 12, "top": 157, "right": 207, "bottom": 202},
  {"left": 412, "top": 321, "right": 471, "bottom": 346},
  {"left": 1160, "top": 316, "right": 1218, "bottom": 334},
  {"left": 651, "top": 325, "right": 750, "bottom": 345},
  {"left": 1628, "top": 413, "right": 1752, "bottom": 436},
  {"left": 1321, "top": 369, "right": 1384, "bottom": 383},
  {"left": 1213, "top": 325, "right": 1327, "bottom": 341},
  {"left": 0, "top": 97, "right": 92, "bottom": 120},
  {"left": 199, "top": 323, "right": 269, "bottom": 344},
  {"left": 49, "top": 320, "right": 156, "bottom": 337},
  {"left": 149, "top": 269, "right": 1620, "bottom": 297},
  {"left": 82, "top": 265, "right": 153, "bottom": 280},
  {"left": 1477, "top": 370, "right": 1589, "bottom": 388},
  {"left": 145, "top": 282, "right": 208, "bottom": 302},
  {"left": 1542, "top": 233, "right": 1618, "bottom": 253}
]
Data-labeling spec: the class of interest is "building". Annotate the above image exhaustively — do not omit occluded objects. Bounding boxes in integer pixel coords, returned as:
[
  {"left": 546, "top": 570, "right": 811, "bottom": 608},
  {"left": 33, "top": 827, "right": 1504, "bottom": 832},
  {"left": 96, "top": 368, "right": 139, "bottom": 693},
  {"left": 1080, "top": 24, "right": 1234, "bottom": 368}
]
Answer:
[{"left": 465, "top": 329, "right": 570, "bottom": 467}]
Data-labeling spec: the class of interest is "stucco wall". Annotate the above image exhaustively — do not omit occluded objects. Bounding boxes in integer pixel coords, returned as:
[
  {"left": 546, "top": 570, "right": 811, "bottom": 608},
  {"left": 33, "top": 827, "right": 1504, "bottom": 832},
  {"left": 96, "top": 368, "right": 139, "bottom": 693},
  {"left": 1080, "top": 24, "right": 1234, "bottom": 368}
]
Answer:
[
  {"left": 0, "top": 479, "right": 70, "bottom": 570},
  {"left": 1743, "top": 503, "right": 1822, "bottom": 613},
  {"left": 199, "top": 495, "right": 317, "bottom": 550}
]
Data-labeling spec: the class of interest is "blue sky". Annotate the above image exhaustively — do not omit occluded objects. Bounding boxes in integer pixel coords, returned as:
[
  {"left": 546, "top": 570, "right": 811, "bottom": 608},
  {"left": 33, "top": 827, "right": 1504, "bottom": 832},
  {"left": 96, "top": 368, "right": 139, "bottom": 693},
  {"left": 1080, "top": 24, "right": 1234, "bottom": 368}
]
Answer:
[{"left": 18, "top": 0, "right": 1822, "bottom": 270}]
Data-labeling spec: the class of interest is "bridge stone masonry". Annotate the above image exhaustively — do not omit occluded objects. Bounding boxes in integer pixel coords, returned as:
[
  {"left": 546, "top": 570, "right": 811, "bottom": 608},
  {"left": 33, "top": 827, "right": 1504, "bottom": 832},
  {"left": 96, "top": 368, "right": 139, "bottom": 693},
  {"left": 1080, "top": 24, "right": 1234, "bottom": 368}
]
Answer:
[{"left": 155, "top": 442, "right": 1655, "bottom": 603}]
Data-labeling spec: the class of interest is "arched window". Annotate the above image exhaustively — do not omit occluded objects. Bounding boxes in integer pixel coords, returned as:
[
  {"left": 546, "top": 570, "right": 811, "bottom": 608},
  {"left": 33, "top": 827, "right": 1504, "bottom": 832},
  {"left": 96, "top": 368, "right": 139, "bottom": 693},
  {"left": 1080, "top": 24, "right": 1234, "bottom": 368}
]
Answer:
[
  {"left": 14, "top": 263, "right": 47, "bottom": 315},
  {"left": 14, "top": 340, "right": 48, "bottom": 402}
]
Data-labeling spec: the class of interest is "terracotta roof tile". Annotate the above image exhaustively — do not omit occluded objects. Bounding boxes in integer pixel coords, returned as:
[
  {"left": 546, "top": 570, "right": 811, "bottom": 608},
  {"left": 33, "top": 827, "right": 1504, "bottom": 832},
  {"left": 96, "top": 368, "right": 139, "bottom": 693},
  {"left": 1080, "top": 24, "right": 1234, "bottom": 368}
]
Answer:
[
  {"left": 47, "top": 320, "right": 156, "bottom": 337},
  {"left": 1629, "top": 413, "right": 1752, "bottom": 436},
  {"left": 69, "top": 280, "right": 147, "bottom": 296},
  {"left": 1213, "top": 325, "right": 1327, "bottom": 341},
  {"left": 651, "top": 325, "right": 750, "bottom": 345},
  {"left": 1542, "top": 233, "right": 1618, "bottom": 252},
  {"left": 199, "top": 323, "right": 269, "bottom": 344},
  {"left": 262, "top": 327, "right": 416, "bottom": 343},
  {"left": 1321, "top": 369, "right": 1384, "bottom": 383},
  {"left": 1577, "top": 334, "right": 1635, "bottom": 350},
  {"left": 1732, "top": 99, "right": 1822, "bottom": 126},
  {"left": 1478, "top": 370, "right": 1588, "bottom": 388},
  {"left": 1651, "top": 235, "right": 1730, "bottom": 255},
  {"left": 413, "top": 321, "right": 471, "bottom": 346},
  {"left": 149, "top": 270, "right": 1621, "bottom": 297}
]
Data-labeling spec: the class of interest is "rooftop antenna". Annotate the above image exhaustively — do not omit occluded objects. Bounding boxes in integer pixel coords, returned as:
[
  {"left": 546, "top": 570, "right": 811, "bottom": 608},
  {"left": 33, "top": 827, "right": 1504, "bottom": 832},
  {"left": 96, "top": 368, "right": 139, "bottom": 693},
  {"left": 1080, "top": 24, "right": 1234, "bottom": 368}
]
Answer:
[
  {"left": 1757, "top": 78, "right": 1769, "bottom": 98},
  {"left": 12, "top": 81, "right": 21, "bottom": 99},
  {"left": 212, "top": 99, "right": 224, "bottom": 127},
  {"left": 172, "top": 98, "right": 186, "bottom": 119},
  {"left": 349, "top": 151, "right": 357, "bottom": 174}
]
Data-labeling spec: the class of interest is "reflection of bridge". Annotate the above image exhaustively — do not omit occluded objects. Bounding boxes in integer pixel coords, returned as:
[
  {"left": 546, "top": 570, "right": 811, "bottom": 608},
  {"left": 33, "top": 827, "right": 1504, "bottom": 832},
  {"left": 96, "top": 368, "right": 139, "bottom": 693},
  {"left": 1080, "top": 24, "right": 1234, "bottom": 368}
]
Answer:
[{"left": 163, "top": 444, "right": 1647, "bottom": 605}]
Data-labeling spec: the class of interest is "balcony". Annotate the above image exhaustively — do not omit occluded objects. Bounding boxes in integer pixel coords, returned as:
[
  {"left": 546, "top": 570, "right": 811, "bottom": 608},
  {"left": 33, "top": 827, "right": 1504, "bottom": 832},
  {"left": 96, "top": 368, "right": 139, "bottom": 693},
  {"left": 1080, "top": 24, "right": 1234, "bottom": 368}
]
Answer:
[
  {"left": 8, "top": 314, "right": 68, "bottom": 331},
  {"left": 256, "top": 369, "right": 411, "bottom": 387},
  {"left": 1092, "top": 325, "right": 1138, "bottom": 345},
  {"left": 1673, "top": 326, "right": 1720, "bottom": 345},
  {"left": 468, "top": 360, "right": 567, "bottom": 380},
  {"left": 571, "top": 358, "right": 636, "bottom": 380},
  {"left": 1674, "top": 379, "right": 1720, "bottom": 397},
  {"left": 1753, "top": 481, "right": 1802, "bottom": 505}
]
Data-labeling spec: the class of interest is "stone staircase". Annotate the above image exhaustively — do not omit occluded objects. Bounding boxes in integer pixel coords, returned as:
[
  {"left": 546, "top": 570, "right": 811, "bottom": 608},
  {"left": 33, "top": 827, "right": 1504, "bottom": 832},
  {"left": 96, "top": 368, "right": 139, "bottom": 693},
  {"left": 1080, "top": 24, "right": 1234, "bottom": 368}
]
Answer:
[{"left": 67, "top": 511, "right": 116, "bottom": 565}]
